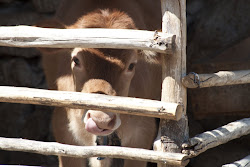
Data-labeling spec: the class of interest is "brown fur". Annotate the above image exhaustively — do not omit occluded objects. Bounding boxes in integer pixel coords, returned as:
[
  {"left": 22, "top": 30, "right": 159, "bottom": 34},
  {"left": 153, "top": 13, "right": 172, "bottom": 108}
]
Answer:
[
  {"left": 41, "top": 1, "right": 162, "bottom": 167},
  {"left": 70, "top": 10, "right": 136, "bottom": 29}
]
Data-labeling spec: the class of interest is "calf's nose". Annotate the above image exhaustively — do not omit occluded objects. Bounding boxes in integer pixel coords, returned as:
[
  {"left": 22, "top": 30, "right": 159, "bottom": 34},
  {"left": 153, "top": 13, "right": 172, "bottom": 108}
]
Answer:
[{"left": 87, "top": 110, "right": 116, "bottom": 130}]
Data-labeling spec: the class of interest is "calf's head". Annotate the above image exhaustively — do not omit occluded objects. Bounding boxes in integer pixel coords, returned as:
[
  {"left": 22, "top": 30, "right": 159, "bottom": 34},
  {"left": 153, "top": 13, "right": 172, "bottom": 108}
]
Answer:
[
  {"left": 71, "top": 47, "right": 137, "bottom": 135},
  {"left": 70, "top": 10, "right": 139, "bottom": 136},
  {"left": 38, "top": 9, "right": 158, "bottom": 136}
]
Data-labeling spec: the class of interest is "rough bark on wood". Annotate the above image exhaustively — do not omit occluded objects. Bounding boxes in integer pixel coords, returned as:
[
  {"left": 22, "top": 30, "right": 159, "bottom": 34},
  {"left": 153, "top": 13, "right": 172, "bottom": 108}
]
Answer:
[
  {"left": 0, "top": 86, "right": 182, "bottom": 120},
  {"left": 182, "top": 70, "right": 250, "bottom": 88},
  {"left": 0, "top": 26, "right": 174, "bottom": 54},
  {"left": 222, "top": 155, "right": 250, "bottom": 167},
  {"left": 154, "top": 0, "right": 189, "bottom": 167},
  {"left": 182, "top": 118, "right": 250, "bottom": 157},
  {"left": 0, "top": 137, "right": 190, "bottom": 166}
]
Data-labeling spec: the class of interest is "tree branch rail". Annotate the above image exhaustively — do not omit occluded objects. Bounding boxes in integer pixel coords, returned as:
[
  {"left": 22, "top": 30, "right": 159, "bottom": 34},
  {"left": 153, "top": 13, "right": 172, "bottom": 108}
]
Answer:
[
  {"left": 0, "top": 137, "right": 189, "bottom": 166},
  {"left": 0, "top": 86, "right": 183, "bottom": 120},
  {"left": 0, "top": 26, "right": 175, "bottom": 54}
]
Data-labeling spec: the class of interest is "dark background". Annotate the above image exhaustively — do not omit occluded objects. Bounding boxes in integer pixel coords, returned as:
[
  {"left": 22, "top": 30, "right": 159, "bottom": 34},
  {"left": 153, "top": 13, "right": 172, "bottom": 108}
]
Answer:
[{"left": 0, "top": 0, "right": 249, "bottom": 166}]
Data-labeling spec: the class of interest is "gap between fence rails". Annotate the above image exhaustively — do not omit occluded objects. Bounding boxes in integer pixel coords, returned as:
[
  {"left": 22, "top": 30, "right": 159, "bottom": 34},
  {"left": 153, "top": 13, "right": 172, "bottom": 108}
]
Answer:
[
  {"left": 0, "top": 86, "right": 183, "bottom": 120},
  {"left": 0, "top": 26, "right": 175, "bottom": 54}
]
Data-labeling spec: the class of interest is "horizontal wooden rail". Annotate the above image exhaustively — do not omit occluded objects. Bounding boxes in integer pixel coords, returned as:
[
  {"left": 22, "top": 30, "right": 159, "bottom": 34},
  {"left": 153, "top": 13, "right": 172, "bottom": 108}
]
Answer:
[
  {"left": 182, "top": 118, "right": 250, "bottom": 157},
  {"left": 0, "top": 137, "right": 189, "bottom": 166},
  {"left": 0, "top": 26, "right": 175, "bottom": 54},
  {"left": 182, "top": 70, "right": 250, "bottom": 88},
  {"left": 0, "top": 86, "right": 183, "bottom": 120},
  {"left": 222, "top": 155, "right": 250, "bottom": 167}
]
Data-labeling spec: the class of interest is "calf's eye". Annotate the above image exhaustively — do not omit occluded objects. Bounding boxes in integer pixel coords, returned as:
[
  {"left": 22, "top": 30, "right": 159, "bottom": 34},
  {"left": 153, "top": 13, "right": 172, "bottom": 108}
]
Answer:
[
  {"left": 72, "top": 57, "right": 80, "bottom": 66},
  {"left": 128, "top": 63, "right": 136, "bottom": 71}
]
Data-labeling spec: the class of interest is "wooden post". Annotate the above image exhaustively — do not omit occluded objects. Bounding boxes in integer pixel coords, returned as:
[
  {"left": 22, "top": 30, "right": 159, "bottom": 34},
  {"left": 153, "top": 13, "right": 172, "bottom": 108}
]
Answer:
[{"left": 154, "top": 0, "right": 189, "bottom": 167}]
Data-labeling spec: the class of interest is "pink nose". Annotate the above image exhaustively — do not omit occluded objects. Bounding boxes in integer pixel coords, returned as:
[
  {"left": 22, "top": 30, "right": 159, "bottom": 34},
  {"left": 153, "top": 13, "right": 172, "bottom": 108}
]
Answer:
[
  {"left": 84, "top": 110, "right": 117, "bottom": 135},
  {"left": 88, "top": 111, "right": 116, "bottom": 130}
]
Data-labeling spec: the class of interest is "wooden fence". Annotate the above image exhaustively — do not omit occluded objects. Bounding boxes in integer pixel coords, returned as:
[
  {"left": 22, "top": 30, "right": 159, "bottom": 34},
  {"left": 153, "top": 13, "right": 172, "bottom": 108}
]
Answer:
[
  {"left": 0, "top": 26, "right": 174, "bottom": 54},
  {"left": 0, "top": 86, "right": 182, "bottom": 120},
  {"left": 0, "top": 0, "right": 250, "bottom": 166}
]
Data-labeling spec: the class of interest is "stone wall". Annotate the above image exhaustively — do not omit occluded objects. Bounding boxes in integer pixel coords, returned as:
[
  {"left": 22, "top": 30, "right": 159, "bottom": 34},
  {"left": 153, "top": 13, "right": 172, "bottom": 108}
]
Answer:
[
  {"left": 186, "top": 0, "right": 250, "bottom": 166},
  {"left": 187, "top": 0, "right": 250, "bottom": 120},
  {"left": 0, "top": 0, "right": 59, "bottom": 166}
]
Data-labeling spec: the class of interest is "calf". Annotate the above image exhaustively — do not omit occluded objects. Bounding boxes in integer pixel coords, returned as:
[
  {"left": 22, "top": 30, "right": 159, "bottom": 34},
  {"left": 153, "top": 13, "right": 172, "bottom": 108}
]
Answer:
[{"left": 40, "top": 3, "right": 162, "bottom": 167}]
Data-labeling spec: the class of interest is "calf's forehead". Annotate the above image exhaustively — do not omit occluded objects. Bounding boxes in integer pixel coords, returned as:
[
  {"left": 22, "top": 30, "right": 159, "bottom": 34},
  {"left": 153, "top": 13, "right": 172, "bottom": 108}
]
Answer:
[
  {"left": 71, "top": 48, "right": 137, "bottom": 67},
  {"left": 71, "top": 48, "right": 137, "bottom": 86}
]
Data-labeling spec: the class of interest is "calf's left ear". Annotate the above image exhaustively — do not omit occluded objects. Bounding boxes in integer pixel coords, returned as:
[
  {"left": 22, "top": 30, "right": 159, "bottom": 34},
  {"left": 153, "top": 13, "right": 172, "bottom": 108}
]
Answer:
[{"left": 139, "top": 50, "right": 161, "bottom": 64}]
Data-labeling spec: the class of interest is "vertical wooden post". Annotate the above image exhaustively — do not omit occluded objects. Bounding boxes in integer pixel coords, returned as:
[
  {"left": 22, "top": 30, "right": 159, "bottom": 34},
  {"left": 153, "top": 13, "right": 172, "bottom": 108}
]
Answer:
[{"left": 154, "top": 0, "right": 189, "bottom": 167}]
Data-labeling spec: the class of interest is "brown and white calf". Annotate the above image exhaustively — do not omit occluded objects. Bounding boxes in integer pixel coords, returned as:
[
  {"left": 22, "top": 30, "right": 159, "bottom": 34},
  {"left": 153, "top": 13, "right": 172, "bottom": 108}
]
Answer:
[{"left": 40, "top": 1, "right": 162, "bottom": 167}]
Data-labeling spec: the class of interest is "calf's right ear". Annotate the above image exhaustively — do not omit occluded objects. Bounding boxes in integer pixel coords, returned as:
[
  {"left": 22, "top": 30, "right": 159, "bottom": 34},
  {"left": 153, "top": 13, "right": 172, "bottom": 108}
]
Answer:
[{"left": 35, "top": 19, "right": 68, "bottom": 54}]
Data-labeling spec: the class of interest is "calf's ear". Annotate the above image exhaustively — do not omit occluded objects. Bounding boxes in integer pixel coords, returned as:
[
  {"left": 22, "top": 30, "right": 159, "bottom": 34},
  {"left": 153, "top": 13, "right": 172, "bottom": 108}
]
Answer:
[
  {"left": 35, "top": 19, "right": 69, "bottom": 54},
  {"left": 139, "top": 50, "right": 161, "bottom": 64}
]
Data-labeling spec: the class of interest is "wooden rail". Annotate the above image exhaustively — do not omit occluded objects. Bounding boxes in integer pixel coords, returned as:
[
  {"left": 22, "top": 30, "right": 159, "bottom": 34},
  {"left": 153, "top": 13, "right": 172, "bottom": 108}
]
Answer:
[
  {"left": 0, "top": 26, "right": 175, "bottom": 54},
  {"left": 182, "top": 118, "right": 250, "bottom": 157},
  {"left": 182, "top": 70, "right": 250, "bottom": 88},
  {"left": 222, "top": 155, "right": 250, "bottom": 167},
  {"left": 0, "top": 86, "right": 183, "bottom": 120},
  {"left": 0, "top": 137, "right": 190, "bottom": 166}
]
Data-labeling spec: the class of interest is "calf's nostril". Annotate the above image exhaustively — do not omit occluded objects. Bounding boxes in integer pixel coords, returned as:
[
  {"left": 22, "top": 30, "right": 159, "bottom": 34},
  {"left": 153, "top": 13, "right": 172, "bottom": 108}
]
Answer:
[
  {"left": 95, "top": 91, "right": 106, "bottom": 95},
  {"left": 90, "top": 114, "right": 116, "bottom": 130},
  {"left": 107, "top": 115, "right": 116, "bottom": 128},
  {"left": 87, "top": 112, "right": 91, "bottom": 119},
  {"left": 83, "top": 111, "right": 91, "bottom": 123}
]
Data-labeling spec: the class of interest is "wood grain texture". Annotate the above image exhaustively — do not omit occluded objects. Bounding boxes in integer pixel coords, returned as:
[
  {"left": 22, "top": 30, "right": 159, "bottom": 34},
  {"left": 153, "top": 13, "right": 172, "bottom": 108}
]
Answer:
[
  {"left": 0, "top": 137, "right": 189, "bottom": 166},
  {"left": 0, "top": 86, "right": 182, "bottom": 120},
  {"left": 182, "top": 70, "right": 250, "bottom": 88},
  {"left": 182, "top": 118, "right": 250, "bottom": 157},
  {"left": 154, "top": 0, "right": 189, "bottom": 167},
  {"left": 0, "top": 26, "right": 174, "bottom": 53}
]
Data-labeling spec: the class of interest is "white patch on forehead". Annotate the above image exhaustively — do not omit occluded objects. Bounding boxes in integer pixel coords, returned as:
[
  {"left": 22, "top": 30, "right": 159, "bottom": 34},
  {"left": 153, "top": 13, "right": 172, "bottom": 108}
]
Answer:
[
  {"left": 101, "top": 9, "right": 110, "bottom": 17},
  {"left": 71, "top": 48, "right": 82, "bottom": 57}
]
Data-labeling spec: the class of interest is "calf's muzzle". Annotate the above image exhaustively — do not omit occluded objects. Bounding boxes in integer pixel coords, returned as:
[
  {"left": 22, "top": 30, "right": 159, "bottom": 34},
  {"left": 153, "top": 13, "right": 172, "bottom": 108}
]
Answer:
[{"left": 81, "top": 79, "right": 121, "bottom": 136}]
